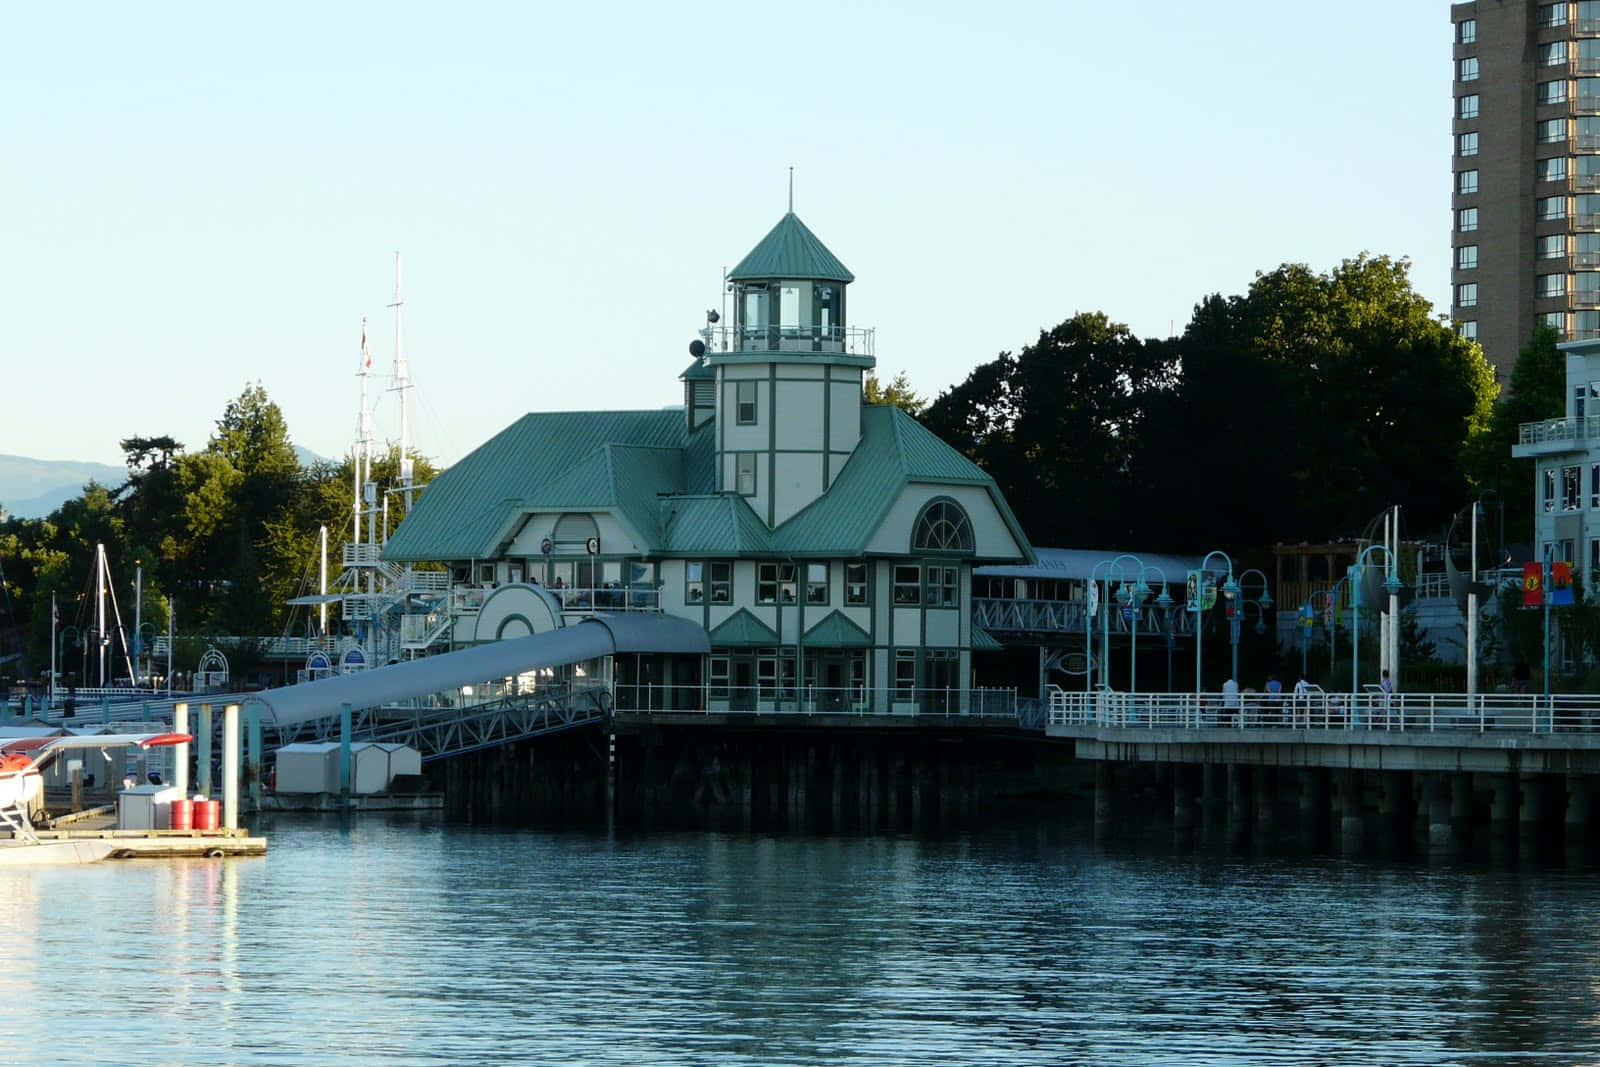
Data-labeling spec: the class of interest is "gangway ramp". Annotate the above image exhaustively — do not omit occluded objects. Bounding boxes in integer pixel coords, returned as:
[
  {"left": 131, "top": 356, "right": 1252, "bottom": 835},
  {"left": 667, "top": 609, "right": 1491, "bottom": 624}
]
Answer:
[{"left": 243, "top": 615, "right": 708, "bottom": 761}]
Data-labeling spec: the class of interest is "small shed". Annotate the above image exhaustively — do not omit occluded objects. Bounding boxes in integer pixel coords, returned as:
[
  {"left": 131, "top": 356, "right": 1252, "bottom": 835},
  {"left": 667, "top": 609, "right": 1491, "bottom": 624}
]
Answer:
[
  {"left": 275, "top": 741, "right": 423, "bottom": 795},
  {"left": 273, "top": 742, "right": 341, "bottom": 794}
]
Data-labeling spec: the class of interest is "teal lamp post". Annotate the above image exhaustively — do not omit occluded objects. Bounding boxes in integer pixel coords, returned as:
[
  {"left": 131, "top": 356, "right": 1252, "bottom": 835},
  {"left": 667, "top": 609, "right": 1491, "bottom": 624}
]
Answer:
[
  {"left": 1230, "top": 569, "right": 1272, "bottom": 686},
  {"left": 1192, "top": 551, "right": 1235, "bottom": 705},
  {"left": 1348, "top": 544, "right": 1392, "bottom": 700},
  {"left": 1087, "top": 558, "right": 1126, "bottom": 695},
  {"left": 1115, "top": 558, "right": 1170, "bottom": 699}
]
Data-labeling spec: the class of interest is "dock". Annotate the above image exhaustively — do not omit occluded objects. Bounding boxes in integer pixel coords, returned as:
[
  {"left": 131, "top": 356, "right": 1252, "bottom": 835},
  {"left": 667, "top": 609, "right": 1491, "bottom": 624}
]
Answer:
[{"left": 27, "top": 826, "right": 267, "bottom": 858}]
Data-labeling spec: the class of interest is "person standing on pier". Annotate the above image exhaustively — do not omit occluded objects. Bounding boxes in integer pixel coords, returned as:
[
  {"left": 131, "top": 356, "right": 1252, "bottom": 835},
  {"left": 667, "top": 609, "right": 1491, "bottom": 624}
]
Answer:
[{"left": 1222, "top": 676, "right": 1241, "bottom": 726}]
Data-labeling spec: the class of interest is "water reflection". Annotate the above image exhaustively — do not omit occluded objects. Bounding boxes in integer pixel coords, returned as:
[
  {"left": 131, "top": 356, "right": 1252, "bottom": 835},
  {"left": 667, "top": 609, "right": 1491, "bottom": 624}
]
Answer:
[{"left": 4, "top": 817, "right": 1600, "bottom": 1064}]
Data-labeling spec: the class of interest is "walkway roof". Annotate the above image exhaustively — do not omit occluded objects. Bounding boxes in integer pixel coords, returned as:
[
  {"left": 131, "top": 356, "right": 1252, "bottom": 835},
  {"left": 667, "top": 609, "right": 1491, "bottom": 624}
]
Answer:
[
  {"left": 244, "top": 615, "right": 709, "bottom": 729},
  {"left": 976, "top": 548, "right": 1210, "bottom": 585}
]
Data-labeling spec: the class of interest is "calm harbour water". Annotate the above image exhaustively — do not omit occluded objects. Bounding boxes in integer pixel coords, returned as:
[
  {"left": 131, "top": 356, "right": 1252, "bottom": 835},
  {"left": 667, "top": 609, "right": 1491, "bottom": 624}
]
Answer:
[{"left": 4, "top": 814, "right": 1600, "bottom": 1066}]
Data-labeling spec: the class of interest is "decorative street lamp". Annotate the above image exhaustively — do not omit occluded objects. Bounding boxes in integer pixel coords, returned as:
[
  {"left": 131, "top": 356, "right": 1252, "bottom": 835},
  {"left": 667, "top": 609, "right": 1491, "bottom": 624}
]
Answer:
[
  {"left": 1192, "top": 551, "right": 1235, "bottom": 703},
  {"left": 1230, "top": 568, "right": 1272, "bottom": 687},
  {"left": 1348, "top": 544, "right": 1394, "bottom": 699}
]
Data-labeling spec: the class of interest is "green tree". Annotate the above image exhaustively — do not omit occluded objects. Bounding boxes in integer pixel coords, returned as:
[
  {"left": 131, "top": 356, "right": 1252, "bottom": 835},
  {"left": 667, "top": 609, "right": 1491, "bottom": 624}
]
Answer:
[
  {"left": 1462, "top": 325, "right": 1563, "bottom": 549},
  {"left": 864, "top": 370, "right": 927, "bottom": 417},
  {"left": 922, "top": 311, "right": 1177, "bottom": 545}
]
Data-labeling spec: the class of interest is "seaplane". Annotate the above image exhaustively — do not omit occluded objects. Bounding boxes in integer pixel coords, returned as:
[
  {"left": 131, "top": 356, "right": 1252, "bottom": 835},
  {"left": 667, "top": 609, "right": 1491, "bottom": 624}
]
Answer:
[{"left": 0, "top": 731, "right": 191, "bottom": 865}]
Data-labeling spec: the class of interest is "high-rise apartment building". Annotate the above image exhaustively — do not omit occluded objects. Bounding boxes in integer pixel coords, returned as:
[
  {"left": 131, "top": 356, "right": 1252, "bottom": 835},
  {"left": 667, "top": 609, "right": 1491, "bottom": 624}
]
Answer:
[{"left": 1452, "top": 1, "right": 1600, "bottom": 382}]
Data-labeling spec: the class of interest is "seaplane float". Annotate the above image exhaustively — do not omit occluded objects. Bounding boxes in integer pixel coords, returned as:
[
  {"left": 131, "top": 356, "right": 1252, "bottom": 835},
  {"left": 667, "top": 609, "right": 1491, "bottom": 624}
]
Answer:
[{"left": 0, "top": 732, "right": 191, "bottom": 866}]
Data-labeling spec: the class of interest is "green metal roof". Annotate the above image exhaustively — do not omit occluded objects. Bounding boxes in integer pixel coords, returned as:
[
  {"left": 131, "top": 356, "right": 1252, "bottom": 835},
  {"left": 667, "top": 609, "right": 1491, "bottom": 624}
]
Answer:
[
  {"left": 727, "top": 213, "right": 854, "bottom": 283},
  {"left": 803, "top": 611, "right": 871, "bottom": 648},
  {"left": 970, "top": 627, "right": 1003, "bottom": 651},
  {"left": 383, "top": 402, "right": 1034, "bottom": 565},
  {"left": 707, "top": 609, "right": 780, "bottom": 648},
  {"left": 679, "top": 359, "right": 714, "bottom": 381}
]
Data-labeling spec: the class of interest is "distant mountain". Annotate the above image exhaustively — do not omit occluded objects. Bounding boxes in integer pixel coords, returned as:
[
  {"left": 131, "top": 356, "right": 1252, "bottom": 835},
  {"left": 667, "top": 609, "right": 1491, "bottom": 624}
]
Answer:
[
  {"left": 0, "top": 454, "right": 126, "bottom": 519},
  {"left": 1, "top": 448, "right": 336, "bottom": 520}
]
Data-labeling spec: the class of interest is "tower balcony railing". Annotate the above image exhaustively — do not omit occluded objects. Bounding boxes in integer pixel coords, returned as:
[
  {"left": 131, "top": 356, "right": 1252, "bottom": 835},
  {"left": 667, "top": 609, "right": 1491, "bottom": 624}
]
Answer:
[
  {"left": 1578, "top": 94, "right": 1600, "bottom": 113},
  {"left": 1581, "top": 56, "right": 1600, "bottom": 74},
  {"left": 1577, "top": 172, "right": 1600, "bottom": 191},
  {"left": 701, "top": 324, "right": 875, "bottom": 358},
  {"left": 1581, "top": 132, "right": 1600, "bottom": 149},
  {"left": 1578, "top": 250, "right": 1600, "bottom": 267},
  {"left": 1580, "top": 18, "right": 1600, "bottom": 34},
  {"left": 1518, "top": 414, "right": 1600, "bottom": 447},
  {"left": 1574, "top": 289, "right": 1600, "bottom": 307},
  {"left": 1579, "top": 212, "right": 1600, "bottom": 229}
]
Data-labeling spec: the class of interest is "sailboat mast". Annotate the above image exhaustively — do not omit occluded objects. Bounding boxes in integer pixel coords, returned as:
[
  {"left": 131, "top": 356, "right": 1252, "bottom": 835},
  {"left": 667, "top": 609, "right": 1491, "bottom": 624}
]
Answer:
[
  {"left": 389, "top": 251, "right": 413, "bottom": 511},
  {"left": 95, "top": 542, "right": 106, "bottom": 687}
]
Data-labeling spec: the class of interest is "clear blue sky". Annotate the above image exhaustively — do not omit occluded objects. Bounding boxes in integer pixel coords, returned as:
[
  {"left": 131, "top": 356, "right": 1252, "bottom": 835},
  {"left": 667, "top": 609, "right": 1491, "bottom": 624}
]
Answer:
[{"left": 2, "top": 1, "right": 1453, "bottom": 470}]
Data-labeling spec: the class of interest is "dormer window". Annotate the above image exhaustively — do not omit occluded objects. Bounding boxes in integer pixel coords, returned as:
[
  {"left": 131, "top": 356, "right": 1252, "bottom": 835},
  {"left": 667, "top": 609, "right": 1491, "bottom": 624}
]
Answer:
[
  {"left": 913, "top": 499, "right": 974, "bottom": 553},
  {"left": 737, "top": 381, "right": 757, "bottom": 424}
]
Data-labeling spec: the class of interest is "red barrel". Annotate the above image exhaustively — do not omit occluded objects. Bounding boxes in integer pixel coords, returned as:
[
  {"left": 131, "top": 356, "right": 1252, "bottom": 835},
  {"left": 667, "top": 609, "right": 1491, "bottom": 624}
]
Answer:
[
  {"left": 194, "top": 799, "right": 220, "bottom": 832},
  {"left": 170, "top": 798, "right": 194, "bottom": 831}
]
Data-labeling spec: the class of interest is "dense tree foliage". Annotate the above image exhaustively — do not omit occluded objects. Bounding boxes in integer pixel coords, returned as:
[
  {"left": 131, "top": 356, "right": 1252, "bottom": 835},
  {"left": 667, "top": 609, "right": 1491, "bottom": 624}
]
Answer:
[
  {"left": 0, "top": 384, "right": 435, "bottom": 686},
  {"left": 864, "top": 370, "right": 927, "bottom": 417},
  {"left": 925, "top": 256, "right": 1498, "bottom": 553},
  {"left": 1461, "top": 325, "right": 1564, "bottom": 549}
]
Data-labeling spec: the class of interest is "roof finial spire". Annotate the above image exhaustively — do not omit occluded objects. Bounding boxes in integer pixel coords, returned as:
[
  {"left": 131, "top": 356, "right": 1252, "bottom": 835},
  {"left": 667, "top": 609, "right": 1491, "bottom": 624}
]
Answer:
[{"left": 788, "top": 166, "right": 794, "bottom": 213}]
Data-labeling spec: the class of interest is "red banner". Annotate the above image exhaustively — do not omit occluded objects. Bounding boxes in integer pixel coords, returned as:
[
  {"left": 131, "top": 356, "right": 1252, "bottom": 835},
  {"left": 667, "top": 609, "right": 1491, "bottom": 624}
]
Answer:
[
  {"left": 1523, "top": 562, "right": 1543, "bottom": 608},
  {"left": 1553, "top": 560, "right": 1574, "bottom": 606}
]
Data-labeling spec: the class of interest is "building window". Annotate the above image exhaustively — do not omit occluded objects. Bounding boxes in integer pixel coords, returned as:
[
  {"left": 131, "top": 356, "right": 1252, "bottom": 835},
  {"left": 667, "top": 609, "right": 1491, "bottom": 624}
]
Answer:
[
  {"left": 1459, "top": 320, "right": 1478, "bottom": 340},
  {"left": 686, "top": 561, "right": 705, "bottom": 604},
  {"left": 1459, "top": 170, "right": 1479, "bottom": 195},
  {"left": 708, "top": 561, "right": 731, "bottom": 603},
  {"left": 736, "top": 380, "right": 757, "bottom": 425},
  {"left": 1539, "top": 234, "right": 1568, "bottom": 259},
  {"left": 1457, "top": 245, "right": 1478, "bottom": 270},
  {"left": 924, "top": 649, "right": 959, "bottom": 706},
  {"left": 1565, "top": 465, "right": 1583, "bottom": 511},
  {"left": 1541, "top": 41, "right": 1570, "bottom": 67},
  {"left": 845, "top": 563, "right": 867, "bottom": 605},
  {"left": 1538, "top": 79, "right": 1568, "bottom": 105},
  {"left": 805, "top": 562, "right": 828, "bottom": 605},
  {"left": 1459, "top": 94, "right": 1480, "bottom": 120},
  {"left": 1540, "top": 196, "right": 1566, "bottom": 222},
  {"left": 1458, "top": 18, "right": 1477, "bottom": 43},
  {"left": 1583, "top": 1, "right": 1600, "bottom": 26},
  {"left": 1457, "top": 283, "right": 1478, "bottom": 308},
  {"left": 1460, "top": 57, "right": 1480, "bottom": 82},
  {"left": 1457, "top": 132, "right": 1479, "bottom": 157},
  {"left": 757, "top": 562, "right": 796, "bottom": 604},
  {"left": 894, "top": 649, "right": 916, "bottom": 697},
  {"left": 1583, "top": 37, "right": 1600, "bottom": 71},
  {"left": 1553, "top": 311, "right": 1577, "bottom": 338},
  {"left": 911, "top": 499, "right": 975, "bottom": 553},
  {"left": 1580, "top": 272, "right": 1600, "bottom": 297},
  {"left": 1592, "top": 464, "right": 1600, "bottom": 508},
  {"left": 735, "top": 452, "right": 756, "bottom": 496},
  {"left": 1539, "top": 118, "right": 1567, "bottom": 145},
  {"left": 1578, "top": 385, "right": 1588, "bottom": 421},
  {"left": 1538, "top": 157, "right": 1569, "bottom": 183},
  {"left": 1546, "top": 467, "right": 1559, "bottom": 512},
  {"left": 893, "top": 564, "right": 921, "bottom": 605},
  {"left": 1458, "top": 207, "right": 1479, "bottom": 232},
  {"left": 1539, "top": 273, "right": 1568, "bottom": 298},
  {"left": 1543, "top": 3, "right": 1570, "bottom": 28},
  {"left": 708, "top": 655, "right": 729, "bottom": 698},
  {"left": 927, "top": 565, "right": 959, "bottom": 608}
]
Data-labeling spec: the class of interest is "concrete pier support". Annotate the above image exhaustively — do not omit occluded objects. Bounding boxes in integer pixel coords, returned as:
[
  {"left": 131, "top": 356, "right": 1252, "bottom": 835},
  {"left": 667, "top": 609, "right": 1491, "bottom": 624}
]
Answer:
[
  {"left": 1172, "top": 763, "right": 1196, "bottom": 833},
  {"left": 1094, "top": 763, "right": 1114, "bottom": 837},
  {"left": 1337, "top": 770, "right": 1364, "bottom": 854},
  {"left": 1451, "top": 773, "right": 1472, "bottom": 843},
  {"left": 1490, "top": 773, "right": 1518, "bottom": 833},
  {"left": 1298, "top": 769, "right": 1330, "bottom": 849},
  {"left": 1202, "top": 763, "right": 1223, "bottom": 824},
  {"left": 1226, "top": 763, "right": 1250, "bottom": 848},
  {"left": 1567, "top": 773, "right": 1591, "bottom": 843},
  {"left": 1520, "top": 773, "right": 1545, "bottom": 844},
  {"left": 1426, "top": 773, "right": 1454, "bottom": 851},
  {"left": 1254, "top": 767, "right": 1278, "bottom": 845}
]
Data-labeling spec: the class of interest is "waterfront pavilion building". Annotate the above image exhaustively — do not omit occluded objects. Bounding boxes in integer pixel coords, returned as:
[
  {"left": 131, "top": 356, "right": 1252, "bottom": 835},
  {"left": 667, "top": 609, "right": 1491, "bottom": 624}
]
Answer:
[
  {"left": 1514, "top": 335, "right": 1600, "bottom": 586},
  {"left": 381, "top": 212, "right": 1034, "bottom": 712}
]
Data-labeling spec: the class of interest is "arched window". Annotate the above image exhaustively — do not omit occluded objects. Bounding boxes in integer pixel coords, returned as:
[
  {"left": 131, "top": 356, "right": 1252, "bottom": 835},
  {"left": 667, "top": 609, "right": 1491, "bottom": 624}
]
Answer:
[{"left": 912, "top": 499, "right": 974, "bottom": 553}]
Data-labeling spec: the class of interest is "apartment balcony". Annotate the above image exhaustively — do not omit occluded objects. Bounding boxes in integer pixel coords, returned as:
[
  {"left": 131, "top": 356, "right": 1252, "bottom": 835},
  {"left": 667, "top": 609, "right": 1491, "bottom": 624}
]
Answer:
[
  {"left": 1515, "top": 415, "right": 1600, "bottom": 457},
  {"left": 1573, "top": 289, "right": 1600, "bottom": 307},
  {"left": 1577, "top": 172, "right": 1600, "bottom": 192},
  {"left": 1578, "top": 250, "right": 1600, "bottom": 267},
  {"left": 1577, "top": 94, "right": 1600, "bottom": 113},
  {"left": 1581, "top": 18, "right": 1600, "bottom": 35}
]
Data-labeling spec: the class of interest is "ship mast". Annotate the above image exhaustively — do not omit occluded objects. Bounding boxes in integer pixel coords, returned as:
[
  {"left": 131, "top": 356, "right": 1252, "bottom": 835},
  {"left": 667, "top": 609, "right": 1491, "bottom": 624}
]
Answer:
[{"left": 389, "top": 251, "right": 414, "bottom": 512}]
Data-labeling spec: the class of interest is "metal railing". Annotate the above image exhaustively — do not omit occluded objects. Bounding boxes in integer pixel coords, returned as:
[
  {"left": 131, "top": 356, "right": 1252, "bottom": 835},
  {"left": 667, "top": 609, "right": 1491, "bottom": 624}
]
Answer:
[
  {"left": 613, "top": 682, "right": 1021, "bottom": 720},
  {"left": 1046, "top": 685, "right": 1600, "bottom": 734},
  {"left": 1518, "top": 414, "right": 1600, "bottom": 445},
  {"left": 697, "top": 324, "right": 875, "bottom": 358},
  {"left": 972, "top": 597, "right": 1196, "bottom": 637}
]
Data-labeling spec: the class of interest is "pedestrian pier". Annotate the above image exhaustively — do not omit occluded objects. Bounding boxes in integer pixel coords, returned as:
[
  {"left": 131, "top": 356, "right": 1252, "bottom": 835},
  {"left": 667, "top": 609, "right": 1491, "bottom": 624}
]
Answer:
[{"left": 1048, "top": 689, "right": 1600, "bottom": 851}]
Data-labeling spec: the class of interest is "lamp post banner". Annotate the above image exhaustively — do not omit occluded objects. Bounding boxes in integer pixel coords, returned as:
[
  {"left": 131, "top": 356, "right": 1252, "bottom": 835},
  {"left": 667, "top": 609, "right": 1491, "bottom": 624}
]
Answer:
[
  {"left": 1552, "top": 561, "right": 1574, "bottom": 606},
  {"left": 1523, "top": 562, "right": 1544, "bottom": 608}
]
